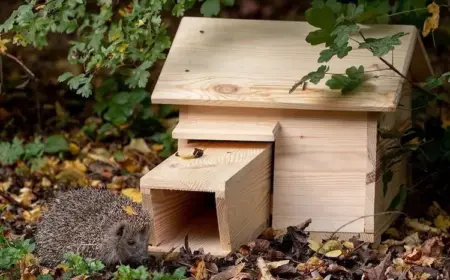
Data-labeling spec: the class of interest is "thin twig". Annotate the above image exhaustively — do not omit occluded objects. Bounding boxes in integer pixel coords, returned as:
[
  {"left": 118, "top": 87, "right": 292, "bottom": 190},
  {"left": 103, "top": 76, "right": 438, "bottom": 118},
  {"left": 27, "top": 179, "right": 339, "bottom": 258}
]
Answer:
[
  {"left": 0, "top": 190, "right": 33, "bottom": 211},
  {"left": 349, "top": 38, "right": 361, "bottom": 44},
  {"left": 1, "top": 52, "right": 37, "bottom": 81},
  {"left": 315, "top": 211, "right": 407, "bottom": 259},
  {"left": 357, "top": 30, "right": 446, "bottom": 103}
]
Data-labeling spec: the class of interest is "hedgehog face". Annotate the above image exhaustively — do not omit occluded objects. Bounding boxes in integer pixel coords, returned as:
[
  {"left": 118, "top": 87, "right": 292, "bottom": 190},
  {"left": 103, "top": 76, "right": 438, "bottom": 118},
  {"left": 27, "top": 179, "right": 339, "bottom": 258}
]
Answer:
[{"left": 113, "top": 221, "right": 150, "bottom": 267}]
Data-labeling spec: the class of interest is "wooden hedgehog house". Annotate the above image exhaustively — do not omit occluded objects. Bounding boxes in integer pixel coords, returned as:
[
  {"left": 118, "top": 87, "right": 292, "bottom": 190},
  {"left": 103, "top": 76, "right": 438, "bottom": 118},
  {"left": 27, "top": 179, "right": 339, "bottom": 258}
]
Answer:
[{"left": 140, "top": 17, "right": 434, "bottom": 256}]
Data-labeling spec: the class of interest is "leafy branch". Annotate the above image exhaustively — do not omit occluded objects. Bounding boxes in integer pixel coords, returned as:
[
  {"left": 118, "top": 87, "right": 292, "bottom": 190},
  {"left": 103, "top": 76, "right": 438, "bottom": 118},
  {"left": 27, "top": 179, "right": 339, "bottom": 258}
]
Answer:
[
  {"left": 291, "top": 0, "right": 449, "bottom": 98},
  {"left": 0, "top": 0, "right": 235, "bottom": 98}
]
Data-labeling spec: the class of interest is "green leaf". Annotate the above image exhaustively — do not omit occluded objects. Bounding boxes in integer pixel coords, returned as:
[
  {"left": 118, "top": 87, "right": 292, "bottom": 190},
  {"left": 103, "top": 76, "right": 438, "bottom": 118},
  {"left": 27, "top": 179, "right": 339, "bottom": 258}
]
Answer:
[
  {"left": 359, "top": 32, "right": 408, "bottom": 57},
  {"left": 325, "top": 65, "right": 365, "bottom": 94},
  {"left": 200, "top": 0, "right": 221, "bottom": 17},
  {"left": 221, "top": 0, "right": 234, "bottom": 7},
  {"left": 344, "top": 3, "right": 365, "bottom": 20},
  {"left": 125, "top": 62, "right": 152, "bottom": 89},
  {"left": 97, "top": 123, "right": 119, "bottom": 140},
  {"left": 305, "top": 6, "right": 336, "bottom": 31},
  {"left": 58, "top": 72, "right": 74, "bottom": 82},
  {"left": 290, "top": 65, "right": 329, "bottom": 93},
  {"left": 318, "top": 43, "right": 352, "bottom": 63},
  {"left": 37, "top": 275, "right": 54, "bottom": 280},
  {"left": 24, "top": 137, "right": 45, "bottom": 160},
  {"left": 0, "top": 137, "right": 25, "bottom": 166},
  {"left": 330, "top": 24, "right": 359, "bottom": 47},
  {"left": 173, "top": 267, "right": 187, "bottom": 278},
  {"left": 325, "top": 0, "right": 342, "bottom": 13},
  {"left": 306, "top": 29, "right": 333, "bottom": 46},
  {"left": 29, "top": 157, "right": 48, "bottom": 172},
  {"left": 387, "top": 185, "right": 407, "bottom": 211},
  {"left": 44, "top": 135, "right": 69, "bottom": 154}
]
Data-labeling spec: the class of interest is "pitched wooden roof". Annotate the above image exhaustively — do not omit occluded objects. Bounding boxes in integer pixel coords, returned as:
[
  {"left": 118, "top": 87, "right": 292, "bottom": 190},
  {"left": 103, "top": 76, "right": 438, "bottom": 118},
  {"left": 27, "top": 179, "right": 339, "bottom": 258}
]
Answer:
[{"left": 151, "top": 17, "right": 433, "bottom": 112}]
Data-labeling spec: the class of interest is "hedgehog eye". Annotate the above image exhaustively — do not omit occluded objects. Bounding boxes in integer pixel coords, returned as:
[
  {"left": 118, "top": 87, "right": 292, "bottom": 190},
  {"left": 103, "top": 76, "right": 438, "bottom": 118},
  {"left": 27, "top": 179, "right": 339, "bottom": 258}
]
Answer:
[{"left": 127, "top": 240, "right": 135, "bottom": 245}]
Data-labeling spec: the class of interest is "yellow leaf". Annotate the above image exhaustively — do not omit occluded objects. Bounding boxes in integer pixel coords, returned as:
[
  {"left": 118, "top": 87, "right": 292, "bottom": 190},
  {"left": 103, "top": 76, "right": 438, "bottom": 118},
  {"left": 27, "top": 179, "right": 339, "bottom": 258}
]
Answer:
[
  {"left": 0, "top": 38, "right": 11, "bottom": 53},
  {"left": 308, "top": 239, "right": 321, "bottom": 252},
  {"left": 0, "top": 178, "right": 12, "bottom": 192},
  {"left": 40, "top": 177, "right": 52, "bottom": 188},
  {"left": 35, "top": 4, "right": 45, "bottom": 10},
  {"left": 122, "top": 205, "right": 137, "bottom": 215},
  {"left": 151, "top": 144, "right": 164, "bottom": 152},
  {"left": 23, "top": 207, "right": 42, "bottom": 223},
  {"left": 12, "top": 34, "right": 26, "bottom": 47},
  {"left": 321, "top": 240, "right": 342, "bottom": 252},
  {"left": 195, "top": 260, "right": 207, "bottom": 280},
  {"left": 56, "top": 264, "right": 70, "bottom": 272},
  {"left": 121, "top": 188, "right": 142, "bottom": 203},
  {"left": 434, "top": 215, "right": 450, "bottom": 230},
  {"left": 117, "top": 43, "right": 129, "bottom": 53},
  {"left": 136, "top": 19, "right": 145, "bottom": 27},
  {"left": 406, "top": 218, "right": 441, "bottom": 234},
  {"left": 422, "top": 2, "right": 440, "bottom": 37},
  {"left": 324, "top": 250, "right": 342, "bottom": 258},
  {"left": 11, "top": 188, "right": 36, "bottom": 206},
  {"left": 69, "top": 143, "right": 80, "bottom": 155},
  {"left": 343, "top": 241, "right": 354, "bottom": 249}
]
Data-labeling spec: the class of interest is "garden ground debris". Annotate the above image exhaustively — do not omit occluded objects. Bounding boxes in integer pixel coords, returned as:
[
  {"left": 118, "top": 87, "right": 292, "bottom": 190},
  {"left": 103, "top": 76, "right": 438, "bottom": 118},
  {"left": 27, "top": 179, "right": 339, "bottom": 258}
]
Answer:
[{"left": 1, "top": 135, "right": 450, "bottom": 279}]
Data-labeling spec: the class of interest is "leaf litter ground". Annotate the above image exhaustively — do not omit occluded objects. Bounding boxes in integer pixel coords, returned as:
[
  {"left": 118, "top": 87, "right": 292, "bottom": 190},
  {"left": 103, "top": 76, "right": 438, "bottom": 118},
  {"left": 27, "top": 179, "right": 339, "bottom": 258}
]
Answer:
[{"left": 1, "top": 135, "right": 450, "bottom": 280}]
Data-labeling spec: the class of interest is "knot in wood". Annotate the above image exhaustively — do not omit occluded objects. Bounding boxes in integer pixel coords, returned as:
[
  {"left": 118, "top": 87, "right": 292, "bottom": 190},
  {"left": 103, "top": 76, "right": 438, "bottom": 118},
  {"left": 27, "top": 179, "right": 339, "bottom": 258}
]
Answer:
[{"left": 214, "top": 84, "right": 239, "bottom": 94}]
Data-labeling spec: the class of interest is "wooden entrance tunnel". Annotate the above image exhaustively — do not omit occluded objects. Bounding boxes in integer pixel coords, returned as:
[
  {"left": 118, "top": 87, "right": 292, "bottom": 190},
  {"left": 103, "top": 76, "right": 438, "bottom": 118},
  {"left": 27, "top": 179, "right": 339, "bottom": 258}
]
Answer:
[
  {"left": 140, "top": 17, "right": 433, "bottom": 254},
  {"left": 140, "top": 141, "right": 274, "bottom": 255}
]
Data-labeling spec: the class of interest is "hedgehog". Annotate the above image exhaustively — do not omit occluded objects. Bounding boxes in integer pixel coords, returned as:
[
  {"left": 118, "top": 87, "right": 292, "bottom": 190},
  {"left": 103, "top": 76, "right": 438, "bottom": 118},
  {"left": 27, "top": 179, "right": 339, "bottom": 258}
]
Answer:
[{"left": 35, "top": 187, "right": 152, "bottom": 268}]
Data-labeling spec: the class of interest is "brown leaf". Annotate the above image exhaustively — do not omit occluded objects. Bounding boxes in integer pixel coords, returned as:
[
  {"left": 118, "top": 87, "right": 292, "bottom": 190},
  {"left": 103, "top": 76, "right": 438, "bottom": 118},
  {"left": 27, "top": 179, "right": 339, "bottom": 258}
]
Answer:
[
  {"left": 248, "top": 239, "right": 270, "bottom": 253},
  {"left": 421, "top": 237, "right": 444, "bottom": 258},
  {"left": 270, "top": 264, "right": 297, "bottom": 276},
  {"left": 230, "top": 273, "right": 252, "bottom": 280},
  {"left": 363, "top": 252, "right": 391, "bottom": 280},
  {"left": 210, "top": 263, "right": 245, "bottom": 280}
]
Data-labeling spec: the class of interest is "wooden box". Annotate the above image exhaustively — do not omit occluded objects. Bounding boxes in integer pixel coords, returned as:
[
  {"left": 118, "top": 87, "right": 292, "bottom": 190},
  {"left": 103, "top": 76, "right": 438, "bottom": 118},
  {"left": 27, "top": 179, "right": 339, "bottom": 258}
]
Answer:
[{"left": 140, "top": 17, "right": 433, "bottom": 253}]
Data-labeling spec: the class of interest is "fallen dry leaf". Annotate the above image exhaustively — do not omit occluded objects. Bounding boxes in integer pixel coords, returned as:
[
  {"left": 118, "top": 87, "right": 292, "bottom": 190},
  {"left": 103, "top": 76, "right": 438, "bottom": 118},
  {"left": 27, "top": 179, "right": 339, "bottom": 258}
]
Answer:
[
  {"left": 266, "top": 260, "right": 289, "bottom": 270},
  {"left": 363, "top": 252, "right": 391, "bottom": 280},
  {"left": 257, "top": 257, "right": 276, "bottom": 280},
  {"left": 195, "top": 260, "right": 208, "bottom": 280},
  {"left": 422, "top": 1, "right": 440, "bottom": 37},
  {"left": 124, "top": 138, "right": 152, "bottom": 154},
  {"left": 324, "top": 250, "right": 342, "bottom": 258},
  {"left": 121, "top": 188, "right": 142, "bottom": 203},
  {"left": 122, "top": 205, "right": 137, "bottom": 215},
  {"left": 433, "top": 215, "right": 450, "bottom": 231},
  {"left": 405, "top": 218, "right": 440, "bottom": 234},
  {"left": 210, "top": 263, "right": 245, "bottom": 280}
]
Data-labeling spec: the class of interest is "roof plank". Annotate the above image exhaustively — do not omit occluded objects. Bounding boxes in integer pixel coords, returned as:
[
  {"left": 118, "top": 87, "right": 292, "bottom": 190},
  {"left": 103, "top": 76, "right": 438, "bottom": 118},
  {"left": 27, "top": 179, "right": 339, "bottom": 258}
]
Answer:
[{"left": 152, "top": 17, "right": 427, "bottom": 112}]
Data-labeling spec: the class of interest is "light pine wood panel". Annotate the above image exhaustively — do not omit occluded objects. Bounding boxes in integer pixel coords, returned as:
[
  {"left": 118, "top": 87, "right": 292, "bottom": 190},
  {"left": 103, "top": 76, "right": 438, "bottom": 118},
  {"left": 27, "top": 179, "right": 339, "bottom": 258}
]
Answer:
[
  {"left": 176, "top": 105, "right": 368, "bottom": 234},
  {"left": 152, "top": 17, "right": 430, "bottom": 112},
  {"left": 365, "top": 79, "right": 412, "bottom": 234},
  {"left": 140, "top": 141, "right": 272, "bottom": 254},
  {"left": 225, "top": 144, "right": 272, "bottom": 248},
  {"left": 172, "top": 118, "right": 280, "bottom": 142}
]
